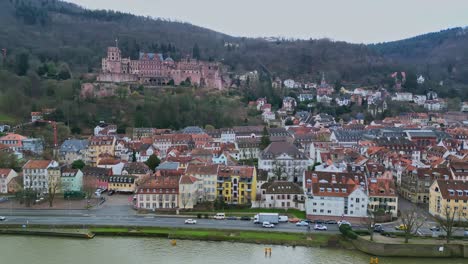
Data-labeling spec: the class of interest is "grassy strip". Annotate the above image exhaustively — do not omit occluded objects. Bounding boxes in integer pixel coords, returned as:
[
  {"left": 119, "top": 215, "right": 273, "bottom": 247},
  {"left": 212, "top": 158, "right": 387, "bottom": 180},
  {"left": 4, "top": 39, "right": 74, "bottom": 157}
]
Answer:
[{"left": 90, "top": 226, "right": 334, "bottom": 247}]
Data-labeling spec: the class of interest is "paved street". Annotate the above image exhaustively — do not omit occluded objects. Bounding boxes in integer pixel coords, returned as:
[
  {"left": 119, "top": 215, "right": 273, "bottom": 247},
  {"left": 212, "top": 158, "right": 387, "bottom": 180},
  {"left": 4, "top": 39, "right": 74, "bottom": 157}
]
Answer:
[{"left": 0, "top": 213, "right": 341, "bottom": 234}]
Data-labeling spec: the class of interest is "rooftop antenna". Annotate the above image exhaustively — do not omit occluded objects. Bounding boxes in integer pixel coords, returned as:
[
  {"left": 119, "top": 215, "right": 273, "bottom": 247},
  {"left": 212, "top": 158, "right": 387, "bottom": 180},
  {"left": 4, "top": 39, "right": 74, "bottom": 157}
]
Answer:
[{"left": 115, "top": 38, "right": 119, "bottom": 49}]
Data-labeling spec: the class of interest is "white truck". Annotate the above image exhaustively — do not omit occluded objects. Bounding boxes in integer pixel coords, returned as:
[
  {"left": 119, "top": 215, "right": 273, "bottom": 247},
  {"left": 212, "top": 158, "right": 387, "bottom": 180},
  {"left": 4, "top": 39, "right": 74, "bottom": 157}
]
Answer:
[{"left": 254, "top": 213, "right": 279, "bottom": 224}]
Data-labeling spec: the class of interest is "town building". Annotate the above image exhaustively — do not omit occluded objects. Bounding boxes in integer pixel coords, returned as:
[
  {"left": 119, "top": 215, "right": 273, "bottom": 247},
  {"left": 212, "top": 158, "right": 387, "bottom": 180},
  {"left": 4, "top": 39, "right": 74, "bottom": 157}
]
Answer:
[
  {"left": 22, "top": 160, "right": 60, "bottom": 194},
  {"left": 0, "top": 133, "right": 27, "bottom": 152},
  {"left": 399, "top": 167, "right": 451, "bottom": 204},
  {"left": 429, "top": 180, "right": 468, "bottom": 221},
  {"left": 61, "top": 168, "right": 83, "bottom": 192},
  {"left": 258, "top": 142, "right": 312, "bottom": 182},
  {"left": 22, "top": 138, "right": 44, "bottom": 154},
  {"left": 59, "top": 139, "right": 89, "bottom": 164},
  {"left": 0, "top": 168, "right": 18, "bottom": 194},
  {"left": 179, "top": 175, "right": 202, "bottom": 209},
  {"left": 108, "top": 175, "right": 136, "bottom": 193},
  {"left": 135, "top": 177, "right": 179, "bottom": 210},
  {"left": 304, "top": 171, "right": 369, "bottom": 222},
  {"left": 185, "top": 164, "right": 219, "bottom": 201},
  {"left": 99, "top": 46, "right": 223, "bottom": 89},
  {"left": 257, "top": 181, "right": 305, "bottom": 210},
  {"left": 368, "top": 177, "right": 398, "bottom": 218},
  {"left": 217, "top": 166, "right": 257, "bottom": 205},
  {"left": 87, "top": 136, "right": 116, "bottom": 166}
]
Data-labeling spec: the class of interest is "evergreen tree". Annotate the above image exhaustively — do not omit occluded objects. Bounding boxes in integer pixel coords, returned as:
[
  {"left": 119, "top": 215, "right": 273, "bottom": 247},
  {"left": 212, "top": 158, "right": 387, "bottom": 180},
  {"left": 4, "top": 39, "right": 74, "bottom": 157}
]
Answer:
[
  {"left": 71, "top": 159, "right": 85, "bottom": 169},
  {"left": 145, "top": 154, "right": 161, "bottom": 172},
  {"left": 15, "top": 53, "right": 29, "bottom": 76},
  {"left": 192, "top": 43, "right": 201, "bottom": 60},
  {"left": 260, "top": 126, "right": 271, "bottom": 150}
]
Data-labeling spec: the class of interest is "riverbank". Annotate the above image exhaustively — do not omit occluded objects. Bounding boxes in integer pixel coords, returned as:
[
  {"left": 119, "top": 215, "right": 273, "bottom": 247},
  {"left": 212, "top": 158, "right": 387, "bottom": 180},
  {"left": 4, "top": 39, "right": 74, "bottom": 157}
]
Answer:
[
  {"left": 0, "top": 228, "right": 94, "bottom": 239},
  {"left": 351, "top": 236, "right": 468, "bottom": 258},
  {"left": 0, "top": 225, "right": 338, "bottom": 247}
]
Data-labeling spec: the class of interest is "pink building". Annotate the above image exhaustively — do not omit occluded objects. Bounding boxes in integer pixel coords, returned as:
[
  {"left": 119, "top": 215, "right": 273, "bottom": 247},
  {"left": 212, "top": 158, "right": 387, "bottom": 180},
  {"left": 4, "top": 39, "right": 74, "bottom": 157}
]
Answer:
[{"left": 99, "top": 46, "right": 223, "bottom": 89}]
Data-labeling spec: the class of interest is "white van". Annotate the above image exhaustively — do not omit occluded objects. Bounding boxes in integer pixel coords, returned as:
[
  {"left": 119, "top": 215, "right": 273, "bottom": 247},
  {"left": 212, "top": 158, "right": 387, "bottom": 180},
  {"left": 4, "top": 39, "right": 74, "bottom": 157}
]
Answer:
[
  {"left": 279, "top": 215, "right": 289, "bottom": 223},
  {"left": 213, "top": 213, "right": 225, "bottom": 220}
]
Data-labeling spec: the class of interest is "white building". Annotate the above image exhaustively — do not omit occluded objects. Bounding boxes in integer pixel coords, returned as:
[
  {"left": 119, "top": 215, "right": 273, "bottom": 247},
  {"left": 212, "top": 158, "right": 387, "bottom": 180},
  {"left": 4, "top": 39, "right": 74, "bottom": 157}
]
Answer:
[
  {"left": 283, "top": 79, "right": 295, "bottom": 89},
  {"left": 23, "top": 160, "right": 60, "bottom": 194},
  {"left": 0, "top": 169, "right": 18, "bottom": 194},
  {"left": 413, "top": 95, "right": 427, "bottom": 105},
  {"left": 392, "top": 92, "right": 413, "bottom": 102},
  {"left": 304, "top": 171, "right": 369, "bottom": 222},
  {"left": 220, "top": 129, "right": 236, "bottom": 143},
  {"left": 179, "top": 175, "right": 202, "bottom": 209},
  {"left": 255, "top": 181, "right": 306, "bottom": 211},
  {"left": 262, "top": 111, "right": 276, "bottom": 122},
  {"left": 185, "top": 164, "right": 220, "bottom": 202},
  {"left": 258, "top": 142, "right": 312, "bottom": 183}
]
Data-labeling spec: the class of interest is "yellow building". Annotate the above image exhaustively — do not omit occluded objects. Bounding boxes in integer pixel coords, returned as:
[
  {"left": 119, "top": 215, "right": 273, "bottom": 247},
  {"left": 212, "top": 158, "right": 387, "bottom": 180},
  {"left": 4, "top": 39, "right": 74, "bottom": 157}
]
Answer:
[
  {"left": 217, "top": 166, "right": 257, "bottom": 205},
  {"left": 87, "top": 136, "right": 116, "bottom": 166},
  {"left": 429, "top": 180, "right": 468, "bottom": 221},
  {"left": 108, "top": 175, "right": 136, "bottom": 193}
]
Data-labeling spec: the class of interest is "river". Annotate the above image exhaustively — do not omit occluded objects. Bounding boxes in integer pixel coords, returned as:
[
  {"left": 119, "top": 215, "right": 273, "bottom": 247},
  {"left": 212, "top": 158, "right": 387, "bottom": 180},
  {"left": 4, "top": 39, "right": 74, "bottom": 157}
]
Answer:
[{"left": 0, "top": 235, "right": 465, "bottom": 264}]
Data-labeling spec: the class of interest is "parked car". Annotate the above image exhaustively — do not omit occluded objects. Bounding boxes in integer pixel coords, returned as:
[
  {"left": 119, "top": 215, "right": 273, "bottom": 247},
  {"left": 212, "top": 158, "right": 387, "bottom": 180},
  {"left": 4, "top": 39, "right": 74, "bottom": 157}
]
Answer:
[
  {"left": 108, "top": 190, "right": 115, "bottom": 196},
  {"left": 226, "top": 216, "right": 237, "bottom": 220},
  {"left": 278, "top": 215, "right": 289, "bottom": 223},
  {"left": 314, "top": 224, "right": 328, "bottom": 231},
  {"left": 314, "top": 219, "right": 325, "bottom": 224},
  {"left": 296, "top": 221, "right": 309, "bottom": 227},
  {"left": 288, "top": 218, "right": 301, "bottom": 223},
  {"left": 373, "top": 224, "right": 384, "bottom": 233},
  {"left": 240, "top": 216, "right": 251, "bottom": 221},
  {"left": 464, "top": 230, "right": 468, "bottom": 237},
  {"left": 214, "top": 213, "right": 225, "bottom": 220},
  {"left": 185, "top": 219, "right": 197, "bottom": 224},
  {"left": 0, "top": 216, "right": 5, "bottom": 221},
  {"left": 325, "top": 220, "right": 337, "bottom": 225},
  {"left": 262, "top": 221, "right": 275, "bottom": 228},
  {"left": 395, "top": 224, "right": 408, "bottom": 231},
  {"left": 430, "top": 226, "right": 440, "bottom": 232}
]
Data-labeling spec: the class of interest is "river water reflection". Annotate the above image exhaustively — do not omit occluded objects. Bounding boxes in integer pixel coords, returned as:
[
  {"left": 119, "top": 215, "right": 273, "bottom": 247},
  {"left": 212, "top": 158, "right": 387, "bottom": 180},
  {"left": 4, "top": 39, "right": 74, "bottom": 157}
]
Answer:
[{"left": 0, "top": 235, "right": 466, "bottom": 264}]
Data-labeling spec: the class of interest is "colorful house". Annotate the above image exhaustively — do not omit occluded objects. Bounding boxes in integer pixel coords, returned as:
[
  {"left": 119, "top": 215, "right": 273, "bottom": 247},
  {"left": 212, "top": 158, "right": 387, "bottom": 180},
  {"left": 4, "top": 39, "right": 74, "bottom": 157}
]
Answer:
[
  {"left": 217, "top": 165, "right": 257, "bottom": 205},
  {"left": 61, "top": 168, "right": 83, "bottom": 192}
]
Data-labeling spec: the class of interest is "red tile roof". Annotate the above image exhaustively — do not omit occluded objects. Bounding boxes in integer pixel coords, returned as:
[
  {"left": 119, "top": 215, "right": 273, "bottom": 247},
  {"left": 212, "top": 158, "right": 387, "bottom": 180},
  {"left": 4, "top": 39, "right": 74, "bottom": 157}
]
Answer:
[{"left": 23, "top": 160, "right": 53, "bottom": 169}]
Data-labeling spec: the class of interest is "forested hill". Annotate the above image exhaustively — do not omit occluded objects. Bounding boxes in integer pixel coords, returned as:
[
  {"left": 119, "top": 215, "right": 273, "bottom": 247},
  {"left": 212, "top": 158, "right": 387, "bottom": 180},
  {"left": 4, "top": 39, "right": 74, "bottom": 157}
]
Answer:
[
  {"left": 0, "top": 0, "right": 389, "bottom": 84},
  {"left": 0, "top": 0, "right": 467, "bottom": 94},
  {"left": 370, "top": 27, "right": 468, "bottom": 86}
]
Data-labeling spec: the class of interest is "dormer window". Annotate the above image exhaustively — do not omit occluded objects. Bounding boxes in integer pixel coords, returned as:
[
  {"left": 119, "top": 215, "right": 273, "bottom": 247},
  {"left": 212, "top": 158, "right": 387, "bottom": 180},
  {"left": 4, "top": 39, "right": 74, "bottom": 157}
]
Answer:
[
  {"left": 319, "top": 187, "right": 325, "bottom": 192},
  {"left": 449, "top": 189, "right": 455, "bottom": 196},
  {"left": 341, "top": 188, "right": 346, "bottom": 193}
]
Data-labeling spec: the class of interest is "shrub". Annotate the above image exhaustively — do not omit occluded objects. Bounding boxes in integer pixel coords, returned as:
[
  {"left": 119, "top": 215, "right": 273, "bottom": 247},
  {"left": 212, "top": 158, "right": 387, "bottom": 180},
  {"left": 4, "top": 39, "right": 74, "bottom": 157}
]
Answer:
[
  {"left": 197, "top": 213, "right": 202, "bottom": 219},
  {"left": 204, "top": 214, "right": 209, "bottom": 219},
  {"left": 339, "top": 223, "right": 358, "bottom": 239}
]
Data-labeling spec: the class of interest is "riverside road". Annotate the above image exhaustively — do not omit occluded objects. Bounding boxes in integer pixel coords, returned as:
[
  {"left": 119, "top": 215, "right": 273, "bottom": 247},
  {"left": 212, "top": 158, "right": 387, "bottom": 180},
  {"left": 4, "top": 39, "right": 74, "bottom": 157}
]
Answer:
[
  {"left": 0, "top": 212, "right": 339, "bottom": 233},
  {"left": 0, "top": 208, "right": 466, "bottom": 237}
]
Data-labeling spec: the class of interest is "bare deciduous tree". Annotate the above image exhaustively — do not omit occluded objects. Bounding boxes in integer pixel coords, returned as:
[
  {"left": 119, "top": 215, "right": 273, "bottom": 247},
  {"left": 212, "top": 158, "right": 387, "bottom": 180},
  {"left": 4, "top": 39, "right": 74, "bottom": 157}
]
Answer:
[
  {"left": 435, "top": 206, "right": 462, "bottom": 244},
  {"left": 400, "top": 206, "right": 426, "bottom": 243},
  {"left": 47, "top": 173, "right": 61, "bottom": 207},
  {"left": 82, "top": 176, "right": 99, "bottom": 200},
  {"left": 362, "top": 212, "right": 376, "bottom": 241}
]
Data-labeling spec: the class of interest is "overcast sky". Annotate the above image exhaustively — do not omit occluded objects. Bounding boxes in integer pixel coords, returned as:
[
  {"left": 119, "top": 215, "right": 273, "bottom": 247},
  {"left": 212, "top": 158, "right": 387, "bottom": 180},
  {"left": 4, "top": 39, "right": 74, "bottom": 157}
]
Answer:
[{"left": 67, "top": 0, "right": 468, "bottom": 43}]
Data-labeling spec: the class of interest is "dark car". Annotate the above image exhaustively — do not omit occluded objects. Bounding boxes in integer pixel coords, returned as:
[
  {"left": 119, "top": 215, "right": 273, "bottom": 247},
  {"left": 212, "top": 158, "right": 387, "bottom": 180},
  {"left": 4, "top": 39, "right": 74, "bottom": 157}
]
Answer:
[
  {"left": 240, "top": 216, "right": 251, "bottom": 221},
  {"left": 325, "top": 220, "right": 337, "bottom": 225},
  {"left": 108, "top": 190, "right": 115, "bottom": 196},
  {"left": 373, "top": 224, "right": 384, "bottom": 233},
  {"left": 314, "top": 219, "right": 324, "bottom": 224}
]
